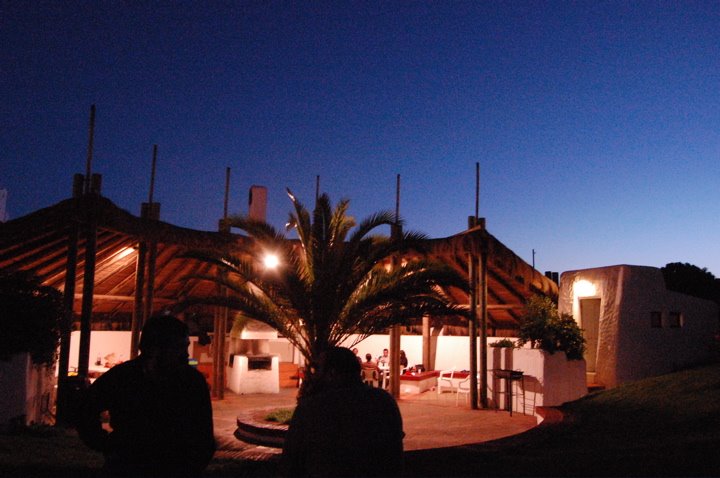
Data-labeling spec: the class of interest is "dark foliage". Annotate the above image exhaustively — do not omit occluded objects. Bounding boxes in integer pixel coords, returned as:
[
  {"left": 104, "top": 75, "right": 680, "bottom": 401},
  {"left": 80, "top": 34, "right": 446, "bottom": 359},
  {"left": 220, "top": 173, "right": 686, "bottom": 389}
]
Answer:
[
  {"left": 661, "top": 262, "right": 720, "bottom": 304},
  {"left": 0, "top": 271, "right": 64, "bottom": 365}
]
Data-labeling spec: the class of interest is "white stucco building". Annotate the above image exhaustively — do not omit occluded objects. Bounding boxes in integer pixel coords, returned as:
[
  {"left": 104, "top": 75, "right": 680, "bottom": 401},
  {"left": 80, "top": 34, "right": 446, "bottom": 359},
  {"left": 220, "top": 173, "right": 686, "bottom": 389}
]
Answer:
[{"left": 559, "top": 265, "right": 718, "bottom": 389}]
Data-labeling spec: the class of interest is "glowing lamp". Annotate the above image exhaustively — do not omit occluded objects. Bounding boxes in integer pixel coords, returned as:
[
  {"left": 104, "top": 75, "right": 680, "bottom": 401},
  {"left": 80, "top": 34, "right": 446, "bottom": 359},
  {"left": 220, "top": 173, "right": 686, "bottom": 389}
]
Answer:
[
  {"left": 574, "top": 280, "right": 597, "bottom": 298},
  {"left": 263, "top": 253, "right": 280, "bottom": 270}
]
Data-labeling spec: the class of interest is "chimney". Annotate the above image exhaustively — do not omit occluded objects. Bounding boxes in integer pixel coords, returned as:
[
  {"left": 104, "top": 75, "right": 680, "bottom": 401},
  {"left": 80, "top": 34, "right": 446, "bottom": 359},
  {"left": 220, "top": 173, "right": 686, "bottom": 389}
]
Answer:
[{"left": 248, "top": 185, "right": 267, "bottom": 222}]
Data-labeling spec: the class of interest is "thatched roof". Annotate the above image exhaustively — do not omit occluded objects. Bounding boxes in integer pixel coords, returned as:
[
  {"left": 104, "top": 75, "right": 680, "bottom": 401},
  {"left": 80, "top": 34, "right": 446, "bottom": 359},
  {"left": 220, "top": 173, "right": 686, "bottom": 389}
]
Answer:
[{"left": 0, "top": 195, "right": 557, "bottom": 334}]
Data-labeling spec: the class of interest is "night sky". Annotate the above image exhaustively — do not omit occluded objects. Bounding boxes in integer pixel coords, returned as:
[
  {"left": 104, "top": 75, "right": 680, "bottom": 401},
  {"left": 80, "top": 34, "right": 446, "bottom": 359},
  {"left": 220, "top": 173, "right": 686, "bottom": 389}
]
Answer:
[{"left": 2, "top": 2, "right": 719, "bottom": 276}]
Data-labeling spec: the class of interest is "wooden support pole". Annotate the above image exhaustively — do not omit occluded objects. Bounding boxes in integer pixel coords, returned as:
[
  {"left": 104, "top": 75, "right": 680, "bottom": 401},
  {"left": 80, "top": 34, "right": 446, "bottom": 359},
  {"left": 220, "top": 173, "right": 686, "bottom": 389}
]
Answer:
[
  {"left": 144, "top": 239, "right": 157, "bottom": 320},
  {"left": 78, "top": 105, "right": 98, "bottom": 379},
  {"left": 389, "top": 174, "right": 402, "bottom": 398},
  {"left": 479, "top": 235, "right": 489, "bottom": 409},
  {"left": 212, "top": 170, "right": 232, "bottom": 400},
  {"left": 212, "top": 306, "right": 223, "bottom": 399},
  {"left": 422, "top": 315, "right": 431, "bottom": 370},
  {"left": 55, "top": 174, "right": 82, "bottom": 425},
  {"left": 130, "top": 241, "right": 147, "bottom": 359},
  {"left": 142, "top": 202, "right": 159, "bottom": 323},
  {"left": 217, "top": 301, "right": 228, "bottom": 400},
  {"left": 58, "top": 219, "right": 79, "bottom": 380},
  {"left": 468, "top": 217, "right": 479, "bottom": 410},
  {"left": 78, "top": 214, "right": 97, "bottom": 379}
]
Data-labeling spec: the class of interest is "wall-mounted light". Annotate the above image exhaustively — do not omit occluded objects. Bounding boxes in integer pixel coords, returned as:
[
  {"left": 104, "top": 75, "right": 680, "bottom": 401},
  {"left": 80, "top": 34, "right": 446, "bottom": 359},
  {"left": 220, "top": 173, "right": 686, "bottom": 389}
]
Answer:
[{"left": 574, "top": 279, "right": 597, "bottom": 298}]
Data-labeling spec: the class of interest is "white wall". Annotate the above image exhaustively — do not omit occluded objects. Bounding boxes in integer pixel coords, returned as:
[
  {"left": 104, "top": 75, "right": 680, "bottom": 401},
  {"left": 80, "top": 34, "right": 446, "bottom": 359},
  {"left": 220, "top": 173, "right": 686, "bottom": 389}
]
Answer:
[
  {"left": 0, "top": 353, "right": 54, "bottom": 428},
  {"left": 68, "top": 331, "right": 132, "bottom": 370},
  {"left": 559, "top": 265, "right": 719, "bottom": 388},
  {"left": 63, "top": 331, "right": 588, "bottom": 409}
]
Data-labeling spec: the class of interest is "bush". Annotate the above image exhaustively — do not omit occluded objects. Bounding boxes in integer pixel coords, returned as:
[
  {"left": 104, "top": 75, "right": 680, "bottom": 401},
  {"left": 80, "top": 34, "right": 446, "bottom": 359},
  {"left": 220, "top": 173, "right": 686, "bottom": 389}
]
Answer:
[
  {"left": 490, "top": 338, "right": 516, "bottom": 348},
  {"left": 517, "top": 295, "right": 586, "bottom": 360},
  {"left": 0, "top": 271, "right": 64, "bottom": 366}
]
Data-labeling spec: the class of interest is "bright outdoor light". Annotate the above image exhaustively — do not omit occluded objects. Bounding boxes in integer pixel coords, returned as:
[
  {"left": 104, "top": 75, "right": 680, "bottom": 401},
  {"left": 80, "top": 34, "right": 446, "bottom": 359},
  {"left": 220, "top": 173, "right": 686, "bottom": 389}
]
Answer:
[
  {"left": 574, "top": 279, "right": 597, "bottom": 298},
  {"left": 263, "top": 253, "right": 280, "bottom": 270}
]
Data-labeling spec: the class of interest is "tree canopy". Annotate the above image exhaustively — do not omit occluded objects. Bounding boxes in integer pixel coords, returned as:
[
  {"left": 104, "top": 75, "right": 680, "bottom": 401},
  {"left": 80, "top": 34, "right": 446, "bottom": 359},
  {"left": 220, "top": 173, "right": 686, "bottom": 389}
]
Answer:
[
  {"left": 183, "top": 190, "right": 468, "bottom": 389},
  {"left": 661, "top": 262, "right": 720, "bottom": 304}
]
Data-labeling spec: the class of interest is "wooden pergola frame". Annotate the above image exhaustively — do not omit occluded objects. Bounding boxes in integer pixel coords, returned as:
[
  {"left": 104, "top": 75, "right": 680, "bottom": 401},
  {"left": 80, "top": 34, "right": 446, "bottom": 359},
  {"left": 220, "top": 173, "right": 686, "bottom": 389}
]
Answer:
[{"left": 1, "top": 185, "right": 557, "bottom": 418}]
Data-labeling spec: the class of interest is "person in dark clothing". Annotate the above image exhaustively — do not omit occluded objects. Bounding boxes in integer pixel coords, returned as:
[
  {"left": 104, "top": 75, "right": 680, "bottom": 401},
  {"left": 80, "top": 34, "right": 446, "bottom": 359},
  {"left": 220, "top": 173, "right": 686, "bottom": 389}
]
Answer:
[
  {"left": 399, "top": 350, "right": 409, "bottom": 369},
  {"left": 282, "top": 346, "right": 404, "bottom": 477},
  {"left": 77, "top": 315, "right": 215, "bottom": 477}
]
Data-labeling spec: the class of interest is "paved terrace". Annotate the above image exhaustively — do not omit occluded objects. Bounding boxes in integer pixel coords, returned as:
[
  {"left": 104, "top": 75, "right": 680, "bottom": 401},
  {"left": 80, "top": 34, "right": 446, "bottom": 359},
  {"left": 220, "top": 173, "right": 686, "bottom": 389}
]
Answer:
[{"left": 211, "top": 387, "right": 538, "bottom": 462}]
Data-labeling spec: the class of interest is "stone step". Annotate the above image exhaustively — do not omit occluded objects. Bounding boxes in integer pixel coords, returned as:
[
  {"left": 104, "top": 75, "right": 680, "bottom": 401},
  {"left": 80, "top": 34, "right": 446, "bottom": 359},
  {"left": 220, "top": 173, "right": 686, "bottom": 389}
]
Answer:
[{"left": 587, "top": 383, "right": 606, "bottom": 393}]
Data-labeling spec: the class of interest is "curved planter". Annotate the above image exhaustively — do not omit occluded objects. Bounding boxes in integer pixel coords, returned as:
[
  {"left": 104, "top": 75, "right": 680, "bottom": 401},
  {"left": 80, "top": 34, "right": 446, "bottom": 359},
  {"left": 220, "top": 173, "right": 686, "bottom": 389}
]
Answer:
[{"left": 235, "top": 410, "right": 288, "bottom": 448}]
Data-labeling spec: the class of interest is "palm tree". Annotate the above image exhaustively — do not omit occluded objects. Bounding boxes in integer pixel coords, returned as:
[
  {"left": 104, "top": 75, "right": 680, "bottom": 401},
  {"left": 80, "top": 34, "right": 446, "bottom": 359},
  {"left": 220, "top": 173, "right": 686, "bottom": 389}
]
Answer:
[{"left": 184, "top": 190, "right": 468, "bottom": 394}]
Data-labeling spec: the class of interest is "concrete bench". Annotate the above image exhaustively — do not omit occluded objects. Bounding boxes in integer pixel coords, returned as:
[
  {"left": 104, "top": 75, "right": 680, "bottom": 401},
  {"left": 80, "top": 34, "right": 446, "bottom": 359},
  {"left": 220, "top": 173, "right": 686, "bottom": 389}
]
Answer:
[{"left": 399, "top": 370, "right": 440, "bottom": 394}]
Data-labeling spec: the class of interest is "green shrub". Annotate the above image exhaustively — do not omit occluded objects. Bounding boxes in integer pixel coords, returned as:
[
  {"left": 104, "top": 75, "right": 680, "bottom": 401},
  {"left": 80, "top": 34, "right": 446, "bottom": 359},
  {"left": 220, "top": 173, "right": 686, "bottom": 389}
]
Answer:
[
  {"left": 517, "top": 295, "right": 586, "bottom": 360},
  {"left": 264, "top": 408, "right": 295, "bottom": 424},
  {"left": 490, "top": 338, "right": 516, "bottom": 348}
]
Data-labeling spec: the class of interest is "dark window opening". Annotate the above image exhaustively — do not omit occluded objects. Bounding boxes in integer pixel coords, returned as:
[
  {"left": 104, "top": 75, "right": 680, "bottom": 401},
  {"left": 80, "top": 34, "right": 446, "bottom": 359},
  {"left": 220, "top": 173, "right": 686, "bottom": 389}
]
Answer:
[
  {"left": 650, "top": 311, "right": 662, "bottom": 328},
  {"left": 668, "top": 312, "right": 683, "bottom": 328}
]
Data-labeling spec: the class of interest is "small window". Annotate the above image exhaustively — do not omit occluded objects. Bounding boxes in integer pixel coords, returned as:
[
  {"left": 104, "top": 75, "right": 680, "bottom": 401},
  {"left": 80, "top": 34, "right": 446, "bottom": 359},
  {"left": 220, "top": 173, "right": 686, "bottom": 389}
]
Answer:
[
  {"left": 668, "top": 312, "right": 683, "bottom": 328},
  {"left": 650, "top": 311, "right": 662, "bottom": 328}
]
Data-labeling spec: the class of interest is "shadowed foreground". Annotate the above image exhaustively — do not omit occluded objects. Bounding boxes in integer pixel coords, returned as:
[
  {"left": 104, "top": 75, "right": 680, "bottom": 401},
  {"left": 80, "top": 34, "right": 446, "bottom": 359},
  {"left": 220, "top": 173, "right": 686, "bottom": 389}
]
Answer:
[{"left": 2, "top": 364, "right": 719, "bottom": 476}]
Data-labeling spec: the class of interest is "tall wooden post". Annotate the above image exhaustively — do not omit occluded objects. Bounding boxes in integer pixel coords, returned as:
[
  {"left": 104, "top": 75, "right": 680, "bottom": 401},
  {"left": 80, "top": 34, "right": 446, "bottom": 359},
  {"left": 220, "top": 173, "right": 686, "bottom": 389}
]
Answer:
[
  {"left": 77, "top": 198, "right": 97, "bottom": 379},
  {"left": 143, "top": 207, "right": 159, "bottom": 323},
  {"left": 132, "top": 146, "right": 159, "bottom": 358},
  {"left": 479, "top": 228, "right": 489, "bottom": 408},
  {"left": 55, "top": 174, "right": 83, "bottom": 425},
  {"left": 130, "top": 240, "right": 146, "bottom": 359},
  {"left": 212, "top": 167, "right": 232, "bottom": 400},
  {"left": 468, "top": 216, "right": 479, "bottom": 409},
  {"left": 78, "top": 106, "right": 98, "bottom": 379},
  {"left": 389, "top": 174, "right": 402, "bottom": 398},
  {"left": 422, "top": 315, "right": 431, "bottom": 370}
]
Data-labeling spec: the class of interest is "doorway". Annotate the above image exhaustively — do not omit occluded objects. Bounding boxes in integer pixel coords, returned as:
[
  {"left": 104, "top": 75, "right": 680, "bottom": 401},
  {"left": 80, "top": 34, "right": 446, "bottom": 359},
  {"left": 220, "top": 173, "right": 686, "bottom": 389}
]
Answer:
[{"left": 579, "top": 298, "right": 601, "bottom": 373}]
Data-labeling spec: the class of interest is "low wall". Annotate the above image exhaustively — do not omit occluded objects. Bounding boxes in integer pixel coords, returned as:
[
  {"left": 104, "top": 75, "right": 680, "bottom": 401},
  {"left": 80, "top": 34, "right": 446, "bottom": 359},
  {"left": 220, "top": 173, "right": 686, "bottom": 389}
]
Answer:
[
  {"left": 63, "top": 331, "right": 587, "bottom": 410},
  {"left": 342, "top": 334, "right": 587, "bottom": 411},
  {"left": 0, "top": 353, "right": 54, "bottom": 429}
]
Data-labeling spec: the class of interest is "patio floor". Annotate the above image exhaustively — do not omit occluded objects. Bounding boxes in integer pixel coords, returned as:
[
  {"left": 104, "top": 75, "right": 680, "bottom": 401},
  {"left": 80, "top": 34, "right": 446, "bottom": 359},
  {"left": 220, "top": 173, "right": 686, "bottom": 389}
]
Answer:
[{"left": 211, "top": 387, "right": 539, "bottom": 461}]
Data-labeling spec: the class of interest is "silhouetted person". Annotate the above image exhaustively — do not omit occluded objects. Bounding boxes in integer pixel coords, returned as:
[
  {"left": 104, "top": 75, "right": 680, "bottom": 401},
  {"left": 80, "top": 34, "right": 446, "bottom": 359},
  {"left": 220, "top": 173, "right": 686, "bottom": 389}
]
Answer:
[
  {"left": 77, "top": 315, "right": 215, "bottom": 477},
  {"left": 352, "top": 347, "right": 362, "bottom": 364},
  {"left": 282, "top": 346, "right": 404, "bottom": 477}
]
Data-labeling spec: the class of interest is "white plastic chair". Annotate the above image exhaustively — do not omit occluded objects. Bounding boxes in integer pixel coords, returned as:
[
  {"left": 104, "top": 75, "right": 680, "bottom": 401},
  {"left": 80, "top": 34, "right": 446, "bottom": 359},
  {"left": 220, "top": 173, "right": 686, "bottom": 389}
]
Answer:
[
  {"left": 456, "top": 374, "right": 479, "bottom": 406},
  {"left": 437, "top": 369, "right": 456, "bottom": 396},
  {"left": 361, "top": 367, "right": 379, "bottom": 388}
]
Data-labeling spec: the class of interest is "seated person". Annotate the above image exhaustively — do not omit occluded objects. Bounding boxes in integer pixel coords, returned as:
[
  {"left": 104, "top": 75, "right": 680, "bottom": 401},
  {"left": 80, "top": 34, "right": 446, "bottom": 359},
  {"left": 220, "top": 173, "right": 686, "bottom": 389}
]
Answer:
[
  {"left": 361, "top": 353, "right": 379, "bottom": 372},
  {"left": 377, "top": 348, "right": 390, "bottom": 367},
  {"left": 282, "top": 347, "right": 404, "bottom": 476},
  {"left": 399, "top": 350, "right": 409, "bottom": 370}
]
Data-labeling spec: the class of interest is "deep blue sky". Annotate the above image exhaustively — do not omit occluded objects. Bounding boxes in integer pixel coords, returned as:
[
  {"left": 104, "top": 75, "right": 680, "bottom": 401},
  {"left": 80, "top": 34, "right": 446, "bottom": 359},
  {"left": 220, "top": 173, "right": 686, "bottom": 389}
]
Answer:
[{"left": 2, "top": 1, "right": 719, "bottom": 275}]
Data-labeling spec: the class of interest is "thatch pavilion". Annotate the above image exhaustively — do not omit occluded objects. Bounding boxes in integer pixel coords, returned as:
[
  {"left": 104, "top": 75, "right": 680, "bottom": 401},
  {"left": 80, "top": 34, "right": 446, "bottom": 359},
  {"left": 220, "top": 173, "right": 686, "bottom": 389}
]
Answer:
[{"left": 0, "top": 175, "right": 557, "bottom": 420}]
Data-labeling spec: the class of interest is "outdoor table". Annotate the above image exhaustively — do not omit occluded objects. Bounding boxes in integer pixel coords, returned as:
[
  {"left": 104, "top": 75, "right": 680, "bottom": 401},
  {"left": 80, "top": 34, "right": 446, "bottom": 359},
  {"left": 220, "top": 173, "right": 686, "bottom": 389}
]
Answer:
[{"left": 492, "top": 369, "right": 524, "bottom": 416}]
